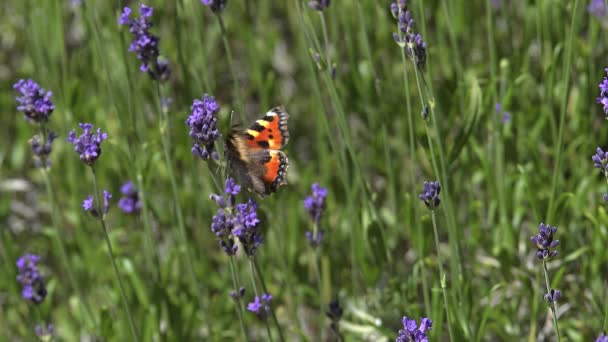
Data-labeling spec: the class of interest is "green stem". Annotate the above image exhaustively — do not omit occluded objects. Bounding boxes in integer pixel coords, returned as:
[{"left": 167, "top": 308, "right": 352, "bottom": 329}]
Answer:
[
  {"left": 216, "top": 14, "right": 245, "bottom": 123},
  {"left": 319, "top": 12, "right": 332, "bottom": 75},
  {"left": 91, "top": 167, "right": 139, "bottom": 341},
  {"left": 430, "top": 210, "right": 454, "bottom": 342},
  {"left": 229, "top": 257, "right": 249, "bottom": 341},
  {"left": 155, "top": 82, "right": 204, "bottom": 313},
  {"left": 542, "top": 261, "right": 561, "bottom": 341},
  {"left": 398, "top": 38, "right": 431, "bottom": 314},
  {"left": 38, "top": 124, "right": 96, "bottom": 328},
  {"left": 311, "top": 223, "right": 325, "bottom": 335},
  {"left": 546, "top": 0, "right": 580, "bottom": 222},
  {"left": 253, "top": 258, "right": 286, "bottom": 342},
  {"left": 248, "top": 259, "right": 274, "bottom": 342}
]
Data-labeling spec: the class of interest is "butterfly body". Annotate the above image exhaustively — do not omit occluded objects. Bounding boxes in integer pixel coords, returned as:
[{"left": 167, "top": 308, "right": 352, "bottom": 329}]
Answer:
[{"left": 226, "top": 107, "right": 289, "bottom": 196}]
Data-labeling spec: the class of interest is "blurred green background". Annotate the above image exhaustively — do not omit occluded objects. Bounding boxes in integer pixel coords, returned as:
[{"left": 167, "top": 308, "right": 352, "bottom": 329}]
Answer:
[{"left": 1, "top": 0, "right": 608, "bottom": 340}]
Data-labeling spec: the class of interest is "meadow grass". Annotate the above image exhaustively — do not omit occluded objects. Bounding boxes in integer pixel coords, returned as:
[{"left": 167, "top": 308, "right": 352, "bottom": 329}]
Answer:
[{"left": 1, "top": 0, "right": 608, "bottom": 341}]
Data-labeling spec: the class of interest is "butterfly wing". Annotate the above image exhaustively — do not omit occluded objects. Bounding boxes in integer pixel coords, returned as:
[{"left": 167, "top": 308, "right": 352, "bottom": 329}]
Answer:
[
  {"left": 242, "top": 107, "right": 289, "bottom": 150},
  {"left": 244, "top": 149, "right": 289, "bottom": 196},
  {"left": 226, "top": 107, "right": 290, "bottom": 196}
]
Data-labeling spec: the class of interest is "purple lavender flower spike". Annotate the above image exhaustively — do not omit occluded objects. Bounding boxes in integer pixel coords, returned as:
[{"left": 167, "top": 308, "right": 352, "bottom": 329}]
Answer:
[
  {"left": 83, "top": 195, "right": 94, "bottom": 212},
  {"left": 102, "top": 190, "right": 112, "bottom": 215},
  {"left": 306, "top": 229, "right": 325, "bottom": 248},
  {"left": 118, "top": 181, "right": 142, "bottom": 214},
  {"left": 593, "top": 147, "right": 608, "bottom": 173},
  {"left": 233, "top": 198, "right": 263, "bottom": 256},
  {"left": 201, "top": 0, "right": 228, "bottom": 13},
  {"left": 589, "top": 0, "right": 607, "bottom": 18},
  {"left": 119, "top": 4, "right": 170, "bottom": 81},
  {"left": 597, "top": 333, "right": 608, "bottom": 342},
  {"left": 530, "top": 223, "right": 560, "bottom": 260},
  {"left": 16, "top": 254, "right": 47, "bottom": 304},
  {"left": 29, "top": 131, "right": 57, "bottom": 167},
  {"left": 304, "top": 183, "right": 328, "bottom": 223},
  {"left": 419, "top": 181, "right": 441, "bottom": 209},
  {"left": 247, "top": 293, "right": 273, "bottom": 320},
  {"left": 309, "top": 0, "right": 330, "bottom": 11},
  {"left": 13, "top": 79, "right": 55, "bottom": 122},
  {"left": 66, "top": 123, "right": 108, "bottom": 166},
  {"left": 390, "top": 2, "right": 427, "bottom": 70},
  {"left": 186, "top": 94, "right": 220, "bottom": 160},
  {"left": 597, "top": 68, "right": 608, "bottom": 117},
  {"left": 396, "top": 316, "right": 432, "bottom": 342},
  {"left": 544, "top": 288, "right": 561, "bottom": 304},
  {"left": 35, "top": 323, "right": 54, "bottom": 339}
]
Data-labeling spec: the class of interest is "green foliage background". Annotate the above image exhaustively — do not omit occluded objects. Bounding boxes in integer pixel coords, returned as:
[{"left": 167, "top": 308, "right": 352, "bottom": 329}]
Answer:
[{"left": 1, "top": 0, "right": 607, "bottom": 340}]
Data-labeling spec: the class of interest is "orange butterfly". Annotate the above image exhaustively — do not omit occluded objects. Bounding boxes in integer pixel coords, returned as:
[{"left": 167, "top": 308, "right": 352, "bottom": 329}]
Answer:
[{"left": 226, "top": 107, "right": 289, "bottom": 196}]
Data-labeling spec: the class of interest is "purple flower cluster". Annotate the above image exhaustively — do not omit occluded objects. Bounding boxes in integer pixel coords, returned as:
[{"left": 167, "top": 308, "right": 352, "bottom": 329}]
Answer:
[
  {"left": 396, "top": 316, "right": 432, "bottom": 342},
  {"left": 304, "top": 183, "right": 328, "bottom": 223},
  {"left": 210, "top": 178, "right": 263, "bottom": 256},
  {"left": 592, "top": 147, "right": 608, "bottom": 173},
  {"left": 419, "top": 181, "right": 441, "bottom": 209},
  {"left": 597, "top": 333, "right": 608, "bottom": 342},
  {"left": 29, "top": 132, "right": 57, "bottom": 167},
  {"left": 82, "top": 191, "right": 112, "bottom": 218},
  {"left": 13, "top": 79, "right": 55, "bottom": 122},
  {"left": 16, "top": 254, "right": 47, "bottom": 304},
  {"left": 597, "top": 68, "right": 608, "bottom": 117},
  {"left": 309, "top": 0, "right": 330, "bottom": 11},
  {"left": 119, "top": 4, "right": 170, "bottom": 81},
  {"left": 589, "top": 0, "right": 607, "bottom": 18},
  {"left": 118, "top": 181, "right": 142, "bottom": 214},
  {"left": 304, "top": 183, "right": 328, "bottom": 248},
  {"left": 391, "top": 1, "right": 427, "bottom": 70},
  {"left": 247, "top": 293, "right": 272, "bottom": 320},
  {"left": 67, "top": 123, "right": 108, "bottom": 166},
  {"left": 201, "top": 0, "right": 227, "bottom": 13},
  {"left": 35, "top": 324, "right": 55, "bottom": 339},
  {"left": 495, "top": 103, "right": 511, "bottom": 123},
  {"left": 186, "top": 94, "right": 220, "bottom": 160},
  {"left": 544, "top": 288, "right": 561, "bottom": 304},
  {"left": 530, "top": 223, "right": 560, "bottom": 260}
]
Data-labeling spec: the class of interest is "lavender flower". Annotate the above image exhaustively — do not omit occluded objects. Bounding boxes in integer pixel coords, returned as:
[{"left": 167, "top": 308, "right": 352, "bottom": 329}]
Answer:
[
  {"left": 597, "top": 68, "right": 608, "bottom": 117},
  {"left": 396, "top": 316, "right": 432, "bottom": 342},
  {"left": 29, "top": 132, "right": 57, "bottom": 167},
  {"left": 35, "top": 324, "right": 54, "bottom": 339},
  {"left": 186, "top": 94, "right": 220, "bottom": 160},
  {"left": 305, "top": 229, "right": 325, "bottom": 248},
  {"left": 390, "top": 2, "right": 427, "bottom": 70},
  {"left": 495, "top": 102, "right": 511, "bottom": 123},
  {"left": 309, "top": 0, "right": 330, "bottom": 11},
  {"left": 119, "top": 4, "right": 170, "bottom": 81},
  {"left": 593, "top": 147, "right": 608, "bottom": 173},
  {"left": 247, "top": 293, "right": 273, "bottom": 320},
  {"left": 589, "top": 0, "right": 607, "bottom": 18},
  {"left": 210, "top": 208, "right": 238, "bottom": 255},
  {"left": 597, "top": 333, "right": 608, "bottom": 342},
  {"left": 530, "top": 223, "right": 560, "bottom": 259},
  {"left": 13, "top": 79, "right": 55, "bottom": 122},
  {"left": 230, "top": 287, "right": 246, "bottom": 301},
  {"left": 210, "top": 178, "right": 263, "bottom": 256},
  {"left": 82, "top": 191, "right": 112, "bottom": 218},
  {"left": 118, "top": 181, "right": 142, "bottom": 214},
  {"left": 16, "top": 254, "right": 47, "bottom": 304},
  {"left": 419, "top": 181, "right": 441, "bottom": 209},
  {"left": 233, "top": 199, "right": 263, "bottom": 257},
  {"left": 201, "top": 0, "right": 227, "bottom": 13},
  {"left": 304, "top": 183, "right": 328, "bottom": 223},
  {"left": 66, "top": 123, "right": 108, "bottom": 166},
  {"left": 544, "top": 288, "right": 561, "bottom": 304}
]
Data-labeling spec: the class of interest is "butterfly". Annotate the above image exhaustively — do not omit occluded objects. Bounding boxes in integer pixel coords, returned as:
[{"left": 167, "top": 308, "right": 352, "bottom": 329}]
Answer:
[{"left": 226, "top": 107, "right": 289, "bottom": 196}]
